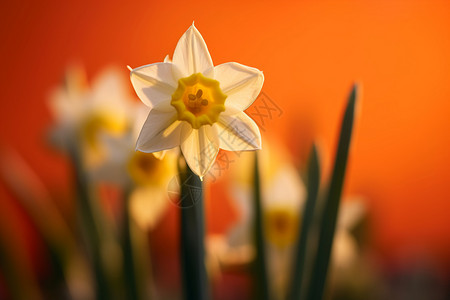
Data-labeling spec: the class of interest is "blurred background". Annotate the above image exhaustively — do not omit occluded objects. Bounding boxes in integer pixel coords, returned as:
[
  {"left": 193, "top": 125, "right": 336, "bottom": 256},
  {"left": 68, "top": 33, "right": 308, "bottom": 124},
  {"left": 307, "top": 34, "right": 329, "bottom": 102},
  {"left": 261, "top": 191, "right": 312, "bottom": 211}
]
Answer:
[{"left": 1, "top": 0, "right": 449, "bottom": 299}]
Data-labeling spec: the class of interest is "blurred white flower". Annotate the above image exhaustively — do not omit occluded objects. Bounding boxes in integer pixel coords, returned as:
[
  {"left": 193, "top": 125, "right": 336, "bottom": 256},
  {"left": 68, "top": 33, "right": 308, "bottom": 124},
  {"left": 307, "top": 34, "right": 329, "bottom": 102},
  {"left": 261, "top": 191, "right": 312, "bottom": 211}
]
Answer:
[
  {"left": 228, "top": 142, "right": 305, "bottom": 249},
  {"left": 129, "top": 23, "right": 264, "bottom": 178},
  {"left": 48, "top": 66, "right": 136, "bottom": 167},
  {"left": 92, "top": 113, "right": 177, "bottom": 230},
  {"left": 210, "top": 141, "right": 367, "bottom": 300},
  {"left": 208, "top": 141, "right": 305, "bottom": 300}
]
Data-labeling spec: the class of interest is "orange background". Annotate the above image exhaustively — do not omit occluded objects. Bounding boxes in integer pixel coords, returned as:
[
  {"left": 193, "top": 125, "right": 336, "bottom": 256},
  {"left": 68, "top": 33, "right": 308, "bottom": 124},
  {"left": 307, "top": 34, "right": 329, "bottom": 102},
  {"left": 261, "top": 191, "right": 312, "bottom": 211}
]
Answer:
[{"left": 1, "top": 0, "right": 450, "bottom": 273}]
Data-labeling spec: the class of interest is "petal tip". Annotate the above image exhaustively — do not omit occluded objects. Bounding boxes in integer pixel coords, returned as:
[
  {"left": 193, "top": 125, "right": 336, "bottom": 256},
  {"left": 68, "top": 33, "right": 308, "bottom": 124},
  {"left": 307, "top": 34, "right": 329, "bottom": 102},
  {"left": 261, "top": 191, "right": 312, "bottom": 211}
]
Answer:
[
  {"left": 259, "top": 70, "right": 265, "bottom": 80},
  {"left": 252, "top": 139, "right": 262, "bottom": 150}
]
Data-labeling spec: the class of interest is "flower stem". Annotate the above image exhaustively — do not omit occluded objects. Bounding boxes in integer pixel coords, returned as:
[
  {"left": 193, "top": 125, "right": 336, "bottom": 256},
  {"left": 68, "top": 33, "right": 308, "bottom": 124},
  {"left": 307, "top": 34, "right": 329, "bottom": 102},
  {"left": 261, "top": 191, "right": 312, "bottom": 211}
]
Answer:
[
  {"left": 69, "top": 144, "right": 110, "bottom": 300},
  {"left": 122, "top": 187, "right": 140, "bottom": 300},
  {"left": 179, "top": 159, "right": 209, "bottom": 300},
  {"left": 252, "top": 152, "right": 270, "bottom": 300}
]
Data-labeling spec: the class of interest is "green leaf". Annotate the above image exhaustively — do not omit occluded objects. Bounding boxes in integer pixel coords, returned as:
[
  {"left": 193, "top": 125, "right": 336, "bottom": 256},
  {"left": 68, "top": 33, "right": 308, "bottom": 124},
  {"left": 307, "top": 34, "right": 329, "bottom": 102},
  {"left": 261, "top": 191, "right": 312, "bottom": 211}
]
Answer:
[
  {"left": 121, "top": 187, "right": 141, "bottom": 300},
  {"left": 306, "top": 83, "right": 359, "bottom": 300},
  {"left": 179, "top": 158, "right": 209, "bottom": 300},
  {"left": 69, "top": 144, "right": 111, "bottom": 300},
  {"left": 287, "top": 143, "right": 321, "bottom": 300},
  {"left": 252, "top": 152, "right": 271, "bottom": 300}
]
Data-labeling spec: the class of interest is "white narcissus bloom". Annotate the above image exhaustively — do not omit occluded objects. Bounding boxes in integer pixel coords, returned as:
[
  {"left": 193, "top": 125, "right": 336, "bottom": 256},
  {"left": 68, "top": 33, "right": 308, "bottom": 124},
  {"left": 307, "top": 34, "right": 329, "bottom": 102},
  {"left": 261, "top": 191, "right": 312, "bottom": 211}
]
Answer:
[
  {"left": 229, "top": 144, "right": 305, "bottom": 300},
  {"left": 204, "top": 141, "right": 305, "bottom": 300},
  {"left": 223, "top": 141, "right": 367, "bottom": 300},
  {"left": 91, "top": 105, "right": 178, "bottom": 230},
  {"left": 228, "top": 141, "right": 305, "bottom": 250},
  {"left": 129, "top": 23, "right": 264, "bottom": 178},
  {"left": 49, "top": 66, "right": 136, "bottom": 167}
]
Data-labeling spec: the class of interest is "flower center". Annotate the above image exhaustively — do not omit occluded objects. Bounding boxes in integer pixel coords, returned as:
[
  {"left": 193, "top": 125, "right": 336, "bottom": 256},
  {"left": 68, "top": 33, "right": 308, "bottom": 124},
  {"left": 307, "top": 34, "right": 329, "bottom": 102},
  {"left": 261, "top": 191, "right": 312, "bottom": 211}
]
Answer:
[
  {"left": 80, "top": 110, "right": 128, "bottom": 151},
  {"left": 171, "top": 73, "right": 226, "bottom": 129},
  {"left": 265, "top": 208, "right": 299, "bottom": 248},
  {"left": 128, "top": 151, "right": 165, "bottom": 186}
]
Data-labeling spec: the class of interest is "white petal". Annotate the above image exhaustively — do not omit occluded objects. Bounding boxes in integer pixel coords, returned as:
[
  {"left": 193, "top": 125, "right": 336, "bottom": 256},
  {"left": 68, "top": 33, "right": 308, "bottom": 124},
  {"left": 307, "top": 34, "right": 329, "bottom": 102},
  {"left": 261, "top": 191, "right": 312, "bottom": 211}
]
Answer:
[
  {"left": 130, "top": 62, "right": 177, "bottom": 111},
  {"left": 130, "top": 187, "right": 168, "bottom": 230},
  {"left": 136, "top": 110, "right": 189, "bottom": 153},
  {"left": 172, "top": 24, "right": 214, "bottom": 78},
  {"left": 337, "top": 199, "right": 366, "bottom": 230},
  {"left": 91, "top": 68, "right": 128, "bottom": 107},
  {"left": 48, "top": 66, "right": 88, "bottom": 123},
  {"left": 214, "top": 62, "right": 264, "bottom": 111},
  {"left": 181, "top": 126, "right": 219, "bottom": 178},
  {"left": 332, "top": 231, "right": 358, "bottom": 270},
  {"left": 214, "top": 106, "right": 261, "bottom": 151},
  {"left": 48, "top": 88, "right": 84, "bottom": 124},
  {"left": 264, "top": 165, "right": 305, "bottom": 208},
  {"left": 152, "top": 151, "right": 166, "bottom": 160},
  {"left": 133, "top": 105, "right": 151, "bottom": 141}
]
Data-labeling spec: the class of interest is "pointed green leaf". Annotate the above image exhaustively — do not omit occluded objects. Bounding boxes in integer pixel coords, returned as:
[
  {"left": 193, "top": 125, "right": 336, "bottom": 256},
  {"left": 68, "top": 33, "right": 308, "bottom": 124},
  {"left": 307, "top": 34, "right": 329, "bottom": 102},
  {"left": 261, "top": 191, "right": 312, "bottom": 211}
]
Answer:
[
  {"left": 306, "top": 84, "right": 359, "bottom": 300},
  {"left": 287, "top": 143, "right": 321, "bottom": 300}
]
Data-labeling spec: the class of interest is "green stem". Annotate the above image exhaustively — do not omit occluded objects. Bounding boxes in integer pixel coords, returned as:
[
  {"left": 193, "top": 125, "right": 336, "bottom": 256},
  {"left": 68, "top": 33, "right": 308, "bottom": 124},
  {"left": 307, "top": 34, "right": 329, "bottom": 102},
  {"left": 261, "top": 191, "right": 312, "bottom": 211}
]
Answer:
[
  {"left": 252, "top": 152, "right": 270, "bottom": 300},
  {"left": 122, "top": 187, "right": 140, "bottom": 300},
  {"left": 179, "top": 160, "right": 209, "bottom": 300},
  {"left": 69, "top": 144, "right": 110, "bottom": 300}
]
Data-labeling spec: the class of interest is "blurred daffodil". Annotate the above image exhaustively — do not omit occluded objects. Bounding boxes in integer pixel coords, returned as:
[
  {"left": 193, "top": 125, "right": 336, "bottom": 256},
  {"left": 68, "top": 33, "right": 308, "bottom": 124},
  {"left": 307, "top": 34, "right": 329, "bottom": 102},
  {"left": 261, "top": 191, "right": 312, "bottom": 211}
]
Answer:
[
  {"left": 128, "top": 151, "right": 177, "bottom": 230},
  {"left": 49, "top": 66, "right": 135, "bottom": 167},
  {"left": 228, "top": 142, "right": 305, "bottom": 250},
  {"left": 210, "top": 141, "right": 305, "bottom": 300},
  {"left": 216, "top": 141, "right": 367, "bottom": 300},
  {"left": 92, "top": 108, "right": 177, "bottom": 230},
  {"left": 129, "top": 23, "right": 264, "bottom": 178},
  {"left": 255, "top": 146, "right": 305, "bottom": 300},
  {"left": 262, "top": 159, "right": 305, "bottom": 300}
]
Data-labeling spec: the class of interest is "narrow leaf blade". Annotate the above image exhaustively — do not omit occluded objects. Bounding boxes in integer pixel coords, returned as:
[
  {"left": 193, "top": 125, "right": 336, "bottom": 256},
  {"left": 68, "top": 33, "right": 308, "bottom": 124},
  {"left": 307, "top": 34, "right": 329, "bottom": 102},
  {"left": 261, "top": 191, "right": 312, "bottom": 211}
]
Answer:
[
  {"left": 287, "top": 143, "right": 321, "bottom": 300},
  {"left": 252, "top": 152, "right": 271, "bottom": 300},
  {"left": 307, "top": 84, "right": 359, "bottom": 300}
]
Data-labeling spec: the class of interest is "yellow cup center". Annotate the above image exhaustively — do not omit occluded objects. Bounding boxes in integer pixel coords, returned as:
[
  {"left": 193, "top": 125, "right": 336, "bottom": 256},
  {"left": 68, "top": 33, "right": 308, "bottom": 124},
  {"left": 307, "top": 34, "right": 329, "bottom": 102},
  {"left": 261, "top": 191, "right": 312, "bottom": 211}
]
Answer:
[
  {"left": 171, "top": 73, "right": 226, "bottom": 129},
  {"left": 265, "top": 208, "right": 299, "bottom": 248},
  {"left": 128, "top": 151, "right": 165, "bottom": 186},
  {"left": 80, "top": 110, "right": 128, "bottom": 151}
]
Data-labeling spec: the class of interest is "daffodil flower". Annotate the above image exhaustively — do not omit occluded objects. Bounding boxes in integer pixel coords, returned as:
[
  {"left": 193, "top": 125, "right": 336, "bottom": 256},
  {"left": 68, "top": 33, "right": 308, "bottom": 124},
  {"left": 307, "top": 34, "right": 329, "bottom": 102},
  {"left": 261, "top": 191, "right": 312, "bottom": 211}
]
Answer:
[
  {"left": 49, "top": 66, "right": 135, "bottom": 167},
  {"left": 129, "top": 23, "right": 264, "bottom": 178},
  {"left": 92, "top": 106, "right": 177, "bottom": 230}
]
